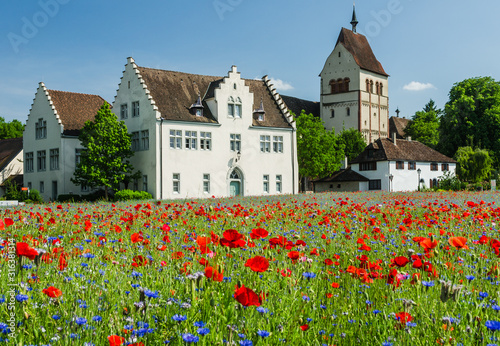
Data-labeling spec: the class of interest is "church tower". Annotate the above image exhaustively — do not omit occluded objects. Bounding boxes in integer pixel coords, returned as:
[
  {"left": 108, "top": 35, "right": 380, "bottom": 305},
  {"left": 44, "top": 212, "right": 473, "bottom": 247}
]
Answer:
[{"left": 319, "top": 5, "right": 389, "bottom": 143}]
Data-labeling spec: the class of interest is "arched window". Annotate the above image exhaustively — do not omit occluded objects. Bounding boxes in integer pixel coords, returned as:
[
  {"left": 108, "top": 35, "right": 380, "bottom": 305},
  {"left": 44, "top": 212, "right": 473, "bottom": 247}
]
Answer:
[
  {"left": 366, "top": 79, "right": 370, "bottom": 93},
  {"left": 346, "top": 107, "right": 350, "bottom": 116},
  {"left": 376, "top": 82, "right": 379, "bottom": 95},
  {"left": 379, "top": 84, "right": 384, "bottom": 96},
  {"left": 344, "top": 78, "right": 350, "bottom": 92},
  {"left": 331, "top": 109, "right": 335, "bottom": 118},
  {"left": 329, "top": 80, "right": 336, "bottom": 94},
  {"left": 370, "top": 80, "right": 374, "bottom": 94},
  {"left": 230, "top": 170, "right": 241, "bottom": 179},
  {"left": 337, "top": 78, "right": 344, "bottom": 93}
]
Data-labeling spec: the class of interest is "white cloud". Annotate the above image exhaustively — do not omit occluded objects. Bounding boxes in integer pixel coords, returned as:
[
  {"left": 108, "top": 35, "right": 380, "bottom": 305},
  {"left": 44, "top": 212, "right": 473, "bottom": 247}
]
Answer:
[
  {"left": 403, "top": 81, "right": 436, "bottom": 91},
  {"left": 269, "top": 78, "right": 294, "bottom": 91}
]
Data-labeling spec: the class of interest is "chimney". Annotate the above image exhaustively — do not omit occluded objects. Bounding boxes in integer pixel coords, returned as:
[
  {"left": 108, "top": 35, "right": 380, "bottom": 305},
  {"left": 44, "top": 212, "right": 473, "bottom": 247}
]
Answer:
[
  {"left": 392, "top": 132, "right": 397, "bottom": 146},
  {"left": 407, "top": 136, "right": 412, "bottom": 142}
]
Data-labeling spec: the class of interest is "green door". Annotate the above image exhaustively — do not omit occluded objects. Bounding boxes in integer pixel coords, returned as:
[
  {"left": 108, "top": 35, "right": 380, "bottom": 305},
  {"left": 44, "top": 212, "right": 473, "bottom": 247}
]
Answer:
[{"left": 230, "top": 181, "right": 240, "bottom": 196}]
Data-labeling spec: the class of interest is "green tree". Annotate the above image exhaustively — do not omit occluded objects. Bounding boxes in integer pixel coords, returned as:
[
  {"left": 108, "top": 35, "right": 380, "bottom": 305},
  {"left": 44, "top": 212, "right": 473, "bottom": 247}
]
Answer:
[
  {"left": 71, "top": 102, "right": 140, "bottom": 200},
  {"left": 0, "top": 117, "right": 24, "bottom": 139},
  {"left": 404, "top": 99, "right": 441, "bottom": 149},
  {"left": 339, "top": 127, "right": 366, "bottom": 162},
  {"left": 454, "top": 146, "right": 492, "bottom": 183},
  {"left": 293, "top": 110, "right": 345, "bottom": 189},
  {"left": 438, "top": 77, "right": 500, "bottom": 165}
]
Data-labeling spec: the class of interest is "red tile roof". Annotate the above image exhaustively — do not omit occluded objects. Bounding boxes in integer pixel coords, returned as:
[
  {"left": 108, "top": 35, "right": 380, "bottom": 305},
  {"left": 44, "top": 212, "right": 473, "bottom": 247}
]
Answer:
[
  {"left": 47, "top": 89, "right": 107, "bottom": 135},
  {"left": 0, "top": 137, "right": 23, "bottom": 172},
  {"left": 389, "top": 116, "right": 410, "bottom": 139},
  {"left": 336, "top": 28, "right": 388, "bottom": 76}
]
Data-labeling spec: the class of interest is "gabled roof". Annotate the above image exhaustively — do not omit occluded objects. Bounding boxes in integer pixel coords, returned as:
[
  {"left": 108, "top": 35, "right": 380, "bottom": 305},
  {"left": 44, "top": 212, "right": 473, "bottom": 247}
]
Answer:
[
  {"left": 314, "top": 168, "right": 369, "bottom": 183},
  {"left": 389, "top": 116, "right": 410, "bottom": 139},
  {"left": 281, "top": 95, "right": 320, "bottom": 118},
  {"left": 135, "top": 65, "right": 293, "bottom": 128},
  {"left": 46, "top": 89, "right": 108, "bottom": 136},
  {"left": 336, "top": 27, "right": 388, "bottom": 76},
  {"left": 350, "top": 138, "right": 456, "bottom": 164},
  {"left": 0, "top": 137, "right": 23, "bottom": 172}
]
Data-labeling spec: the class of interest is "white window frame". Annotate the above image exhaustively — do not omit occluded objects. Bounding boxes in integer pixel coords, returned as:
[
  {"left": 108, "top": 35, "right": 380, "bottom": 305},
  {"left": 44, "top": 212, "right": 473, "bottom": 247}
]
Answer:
[
  {"left": 120, "top": 104, "right": 128, "bottom": 119},
  {"left": 200, "top": 132, "right": 212, "bottom": 151},
  {"left": 142, "top": 175, "right": 148, "bottom": 192},
  {"left": 35, "top": 118, "right": 47, "bottom": 139},
  {"left": 230, "top": 134, "right": 241, "bottom": 152},
  {"left": 25, "top": 152, "right": 34, "bottom": 173},
  {"left": 132, "top": 101, "right": 140, "bottom": 118},
  {"left": 141, "top": 130, "right": 149, "bottom": 150},
  {"left": 263, "top": 175, "right": 269, "bottom": 193},
  {"left": 235, "top": 98, "right": 242, "bottom": 118},
  {"left": 260, "top": 135, "right": 271, "bottom": 153},
  {"left": 75, "top": 148, "right": 82, "bottom": 166},
  {"left": 273, "top": 136, "right": 283, "bottom": 153},
  {"left": 276, "top": 175, "right": 282, "bottom": 193},
  {"left": 50, "top": 148, "right": 59, "bottom": 170},
  {"left": 228, "top": 97, "right": 235, "bottom": 118},
  {"left": 170, "top": 130, "right": 182, "bottom": 149},
  {"left": 37, "top": 150, "right": 46, "bottom": 171},
  {"left": 173, "top": 173, "right": 180, "bottom": 194},
  {"left": 185, "top": 131, "right": 197, "bottom": 150},
  {"left": 203, "top": 174, "right": 210, "bottom": 194}
]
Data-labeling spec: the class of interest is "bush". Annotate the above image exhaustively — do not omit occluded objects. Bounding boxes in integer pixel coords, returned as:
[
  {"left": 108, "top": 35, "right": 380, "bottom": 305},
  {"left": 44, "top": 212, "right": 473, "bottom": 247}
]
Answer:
[
  {"left": 4, "top": 180, "right": 43, "bottom": 203},
  {"left": 438, "top": 171, "right": 466, "bottom": 191},
  {"left": 114, "top": 189, "right": 152, "bottom": 201},
  {"left": 57, "top": 194, "right": 83, "bottom": 202}
]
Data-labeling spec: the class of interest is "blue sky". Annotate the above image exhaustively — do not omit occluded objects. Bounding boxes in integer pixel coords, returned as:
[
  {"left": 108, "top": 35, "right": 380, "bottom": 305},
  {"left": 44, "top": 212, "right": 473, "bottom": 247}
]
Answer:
[{"left": 1, "top": 0, "right": 500, "bottom": 125}]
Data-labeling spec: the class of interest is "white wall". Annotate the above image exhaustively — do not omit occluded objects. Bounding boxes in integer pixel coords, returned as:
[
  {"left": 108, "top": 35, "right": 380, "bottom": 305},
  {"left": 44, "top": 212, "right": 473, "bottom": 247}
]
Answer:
[{"left": 0, "top": 150, "right": 23, "bottom": 197}]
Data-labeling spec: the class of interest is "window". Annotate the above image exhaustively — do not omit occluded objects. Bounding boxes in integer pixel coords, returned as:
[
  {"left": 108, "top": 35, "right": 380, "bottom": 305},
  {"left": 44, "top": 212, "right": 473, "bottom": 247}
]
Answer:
[
  {"left": 50, "top": 149, "right": 59, "bottom": 170},
  {"left": 235, "top": 98, "right": 242, "bottom": 118},
  {"left": 131, "top": 132, "right": 140, "bottom": 151},
  {"left": 133, "top": 179, "right": 138, "bottom": 191},
  {"left": 370, "top": 80, "right": 374, "bottom": 93},
  {"left": 276, "top": 175, "right": 282, "bottom": 193},
  {"left": 396, "top": 161, "right": 404, "bottom": 170},
  {"left": 173, "top": 173, "right": 180, "bottom": 193},
  {"left": 230, "top": 134, "right": 241, "bottom": 151},
  {"left": 442, "top": 163, "right": 449, "bottom": 171},
  {"left": 75, "top": 149, "right": 82, "bottom": 166},
  {"left": 263, "top": 175, "right": 269, "bottom": 193},
  {"left": 185, "top": 131, "right": 197, "bottom": 150},
  {"left": 273, "top": 136, "right": 284, "bottom": 153},
  {"left": 141, "top": 130, "right": 149, "bottom": 150},
  {"left": 344, "top": 78, "right": 350, "bottom": 92},
  {"left": 346, "top": 107, "right": 350, "bottom": 116},
  {"left": 81, "top": 184, "right": 89, "bottom": 193},
  {"left": 35, "top": 118, "right": 47, "bottom": 139},
  {"left": 120, "top": 104, "right": 128, "bottom": 119},
  {"left": 200, "top": 132, "right": 212, "bottom": 150},
  {"left": 408, "top": 161, "right": 416, "bottom": 170},
  {"left": 142, "top": 175, "right": 148, "bottom": 192},
  {"left": 39, "top": 181, "right": 44, "bottom": 193},
  {"left": 330, "top": 80, "right": 336, "bottom": 94},
  {"left": 366, "top": 80, "right": 370, "bottom": 93},
  {"left": 430, "top": 163, "right": 438, "bottom": 171},
  {"left": 379, "top": 84, "right": 384, "bottom": 96},
  {"left": 195, "top": 109, "right": 203, "bottom": 117},
  {"left": 260, "top": 135, "right": 271, "bottom": 153},
  {"left": 203, "top": 174, "right": 210, "bottom": 193},
  {"left": 331, "top": 109, "right": 335, "bottom": 118},
  {"left": 37, "top": 150, "right": 46, "bottom": 171},
  {"left": 359, "top": 162, "right": 377, "bottom": 171},
  {"left": 170, "top": 130, "right": 182, "bottom": 149},
  {"left": 132, "top": 101, "right": 140, "bottom": 117},
  {"left": 25, "top": 152, "right": 34, "bottom": 173},
  {"left": 228, "top": 97, "right": 235, "bottom": 117},
  {"left": 228, "top": 97, "right": 242, "bottom": 118},
  {"left": 369, "top": 179, "right": 381, "bottom": 190},
  {"left": 27, "top": 182, "right": 32, "bottom": 190}
]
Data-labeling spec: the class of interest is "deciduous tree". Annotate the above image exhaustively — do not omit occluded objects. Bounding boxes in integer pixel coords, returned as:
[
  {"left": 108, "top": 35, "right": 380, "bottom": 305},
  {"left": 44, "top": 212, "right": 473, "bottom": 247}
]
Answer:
[
  {"left": 404, "top": 99, "right": 441, "bottom": 149},
  {"left": 338, "top": 127, "right": 366, "bottom": 162},
  {"left": 0, "top": 117, "right": 24, "bottom": 139},
  {"left": 454, "top": 146, "right": 492, "bottom": 183}
]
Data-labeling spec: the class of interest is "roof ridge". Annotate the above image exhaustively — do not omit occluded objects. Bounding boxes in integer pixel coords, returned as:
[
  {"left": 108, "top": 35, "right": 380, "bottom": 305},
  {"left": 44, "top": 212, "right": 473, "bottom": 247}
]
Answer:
[
  {"left": 47, "top": 89, "right": 106, "bottom": 99},
  {"left": 137, "top": 66, "right": 224, "bottom": 80}
]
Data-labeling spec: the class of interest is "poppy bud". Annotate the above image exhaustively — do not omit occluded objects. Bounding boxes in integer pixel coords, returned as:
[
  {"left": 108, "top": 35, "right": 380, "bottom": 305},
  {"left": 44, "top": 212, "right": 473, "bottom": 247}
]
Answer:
[{"left": 299, "top": 318, "right": 303, "bottom": 324}]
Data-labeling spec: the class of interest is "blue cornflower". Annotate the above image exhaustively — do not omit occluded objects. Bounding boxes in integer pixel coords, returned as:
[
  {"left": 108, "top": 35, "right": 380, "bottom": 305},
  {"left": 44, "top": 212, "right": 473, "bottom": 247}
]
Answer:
[
  {"left": 15, "top": 294, "right": 28, "bottom": 302},
  {"left": 320, "top": 304, "right": 327, "bottom": 309},
  {"left": 373, "top": 310, "right": 381, "bottom": 314},
  {"left": 172, "top": 314, "right": 187, "bottom": 322},
  {"left": 257, "top": 330, "right": 270, "bottom": 338},
  {"left": 181, "top": 333, "right": 199, "bottom": 343},
  {"left": 194, "top": 321, "right": 206, "bottom": 327},
  {"left": 382, "top": 342, "right": 393, "bottom": 346},
  {"left": 302, "top": 296, "right": 310, "bottom": 302},
  {"left": 485, "top": 320, "right": 500, "bottom": 331},
  {"left": 479, "top": 292, "right": 489, "bottom": 300},
  {"left": 422, "top": 281, "right": 435, "bottom": 287},
  {"left": 256, "top": 307, "right": 268, "bottom": 314},
  {"left": 238, "top": 333, "right": 246, "bottom": 339},
  {"left": 197, "top": 327, "right": 210, "bottom": 336},
  {"left": 70, "top": 333, "right": 79, "bottom": 339},
  {"left": 466, "top": 275, "right": 475, "bottom": 281},
  {"left": 303, "top": 272, "right": 316, "bottom": 279},
  {"left": 239, "top": 340, "right": 253, "bottom": 346},
  {"left": 81, "top": 263, "right": 88, "bottom": 267},
  {"left": 82, "top": 253, "right": 95, "bottom": 259},
  {"left": 75, "top": 317, "right": 87, "bottom": 326},
  {"left": 406, "top": 322, "right": 417, "bottom": 327},
  {"left": 52, "top": 315, "right": 60, "bottom": 320},
  {"left": 144, "top": 290, "right": 159, "bottom": 298},
  {"left": 492, "top": 305, "right": 500, "bottom": 311},
  {"left": 92, "top": 316, "right": 102, "bottom": 322}
]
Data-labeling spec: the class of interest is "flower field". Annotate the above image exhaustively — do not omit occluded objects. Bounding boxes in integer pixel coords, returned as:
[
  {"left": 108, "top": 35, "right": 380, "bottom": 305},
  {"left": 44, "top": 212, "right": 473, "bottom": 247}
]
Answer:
[{"left": 1, "top": 191, "right": 500, "bottom": 346}]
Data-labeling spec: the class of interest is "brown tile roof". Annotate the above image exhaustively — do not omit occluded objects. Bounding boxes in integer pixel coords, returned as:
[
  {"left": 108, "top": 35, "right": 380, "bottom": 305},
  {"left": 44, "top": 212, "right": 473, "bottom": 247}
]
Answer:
[
  {"left": 47, "top": 89, "right": 107, "bottom": 136},
  {"left": 281, "top": 95, "right": 320, "bottom": 118},
  {"left": 313, "top": 168, "right": 369, "bottom": 183},
  {"left": 136, "top": 66, "right": 293, "bottom": 128},
  {"left": 351, "top": 138, "right": 456, "bottom": 164},
  {"left": 0, "top": 137, "right": 23, "bottom": 172},
  {"left": 336, "top": 28, "right": 388, "bottom": 76},
  {"left": 389, "top": 116, "right": 410, "bottom": 139}
]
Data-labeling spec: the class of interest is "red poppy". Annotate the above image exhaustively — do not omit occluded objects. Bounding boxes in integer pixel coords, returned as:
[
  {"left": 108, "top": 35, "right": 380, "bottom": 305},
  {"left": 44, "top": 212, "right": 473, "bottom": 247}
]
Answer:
[
  {"left": 287, "top": 251, "right": 300, "bottom": 260},
  {"left": 130, "top": 232, "right": 144, "bottom": 243},
  {"left": 234, "top": 285, "right": 261, "bottom": 307},
  {"left": 391, "top": 256, "right": 410, "bottom": 268},
  {"left": 324, "top": 258, "right": 334, "bottom": 266},
  {"left": 331, "top": 282, "right": 339, "bottom": 288},
  {"left": 108, "top": 335, "right": 125, "bottom": 346},
  {"left": 300, "top": 324, "right": 309, "bottom": 331},
  {"left": 245, "top": 256, "right": 269, "bottom": 272},
  {"left": 16, "top": 242, "right": 38, "bottom": 260},
  {"left": 205, "top": 266, "right": 223, "bottom": 282},
  {"left": 419, "top": 238, "right": 439, "bottom": 251},
  {"left": 42, "top": 286, "right": 62, "bottom": 298},
  {"left": 395, "top": 312, "right": 413, "bottom": 325},
  {"left": 448, "top": 237, "right": 468, "bottom": 249},
  {"left": 250, "top": 228, "right": 269, "bottom": 239},
  {"left": 171, "top": 251, "right": 184, "bottom": 260},
  {"left": 132, "top": 255, "right": 148, "bottom": 267},
  {"left": 4, "top": 218, "right": 13, "bottom": 227},
  {"left": 220, "top": 229, "right": 246, "bottom": 248}
]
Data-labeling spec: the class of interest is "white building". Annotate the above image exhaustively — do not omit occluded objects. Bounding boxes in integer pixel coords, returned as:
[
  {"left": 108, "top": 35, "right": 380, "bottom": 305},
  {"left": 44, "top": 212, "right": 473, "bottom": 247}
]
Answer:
[
  {"left": 23, "top": 83, "right": 107, "bottom": 201},
  {"left": 315, "top": 135, "right": 457, "bottom": 192},
  {"left": 0, "top": 137, "right": 23, "bottom": 197},
  {"left": 113, "top": 58, "right": 298, "bottom": 199}
]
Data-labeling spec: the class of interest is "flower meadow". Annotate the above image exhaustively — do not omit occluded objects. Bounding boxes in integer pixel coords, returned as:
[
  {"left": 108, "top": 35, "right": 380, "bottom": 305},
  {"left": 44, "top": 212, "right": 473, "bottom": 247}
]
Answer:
[{"left": 1, "top": 191, "right": 500, "bottom": 346}]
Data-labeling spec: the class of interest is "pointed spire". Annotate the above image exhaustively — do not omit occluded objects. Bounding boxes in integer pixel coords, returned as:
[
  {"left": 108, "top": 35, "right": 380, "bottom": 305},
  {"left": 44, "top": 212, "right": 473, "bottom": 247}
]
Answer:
[
  {"left": 253, "top": 97, "right": 266, "bottom": 121},
  {"left": 350, "top": 3, "right": 358, "bottom": 33},
  {"left": 395, "top": 107, "right": 400, "bottom": 117}
]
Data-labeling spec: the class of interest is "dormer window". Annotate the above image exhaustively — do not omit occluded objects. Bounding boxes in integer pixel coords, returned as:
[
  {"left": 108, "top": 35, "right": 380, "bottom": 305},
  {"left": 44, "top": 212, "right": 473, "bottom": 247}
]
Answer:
[
  {"left": 190, "top": 94, "right": 204, "bottom": 117},
  {"left": 253, "top": 98, "right": 265, "bottom": 122}
]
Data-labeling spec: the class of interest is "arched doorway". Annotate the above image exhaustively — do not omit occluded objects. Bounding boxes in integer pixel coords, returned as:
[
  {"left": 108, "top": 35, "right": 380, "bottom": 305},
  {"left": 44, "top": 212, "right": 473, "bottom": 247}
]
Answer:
[{"left": 229, "top": 168, "right": 243, "bottom": 197}]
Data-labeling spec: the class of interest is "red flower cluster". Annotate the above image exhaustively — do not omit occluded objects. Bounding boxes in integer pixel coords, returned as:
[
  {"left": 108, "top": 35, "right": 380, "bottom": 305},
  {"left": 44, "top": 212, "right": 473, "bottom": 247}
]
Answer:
[
  {"left": 234, "top": 285, "right": 261, "bottom": 307},
  {"left": 220, "top": 229, "right": 246, "bottom": 248},
  {"left": 244, "top": 256, "right": 269, "bottom": 272},
  {"left": 16, "top": 242, "right": 38, "bottom": 260}
]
